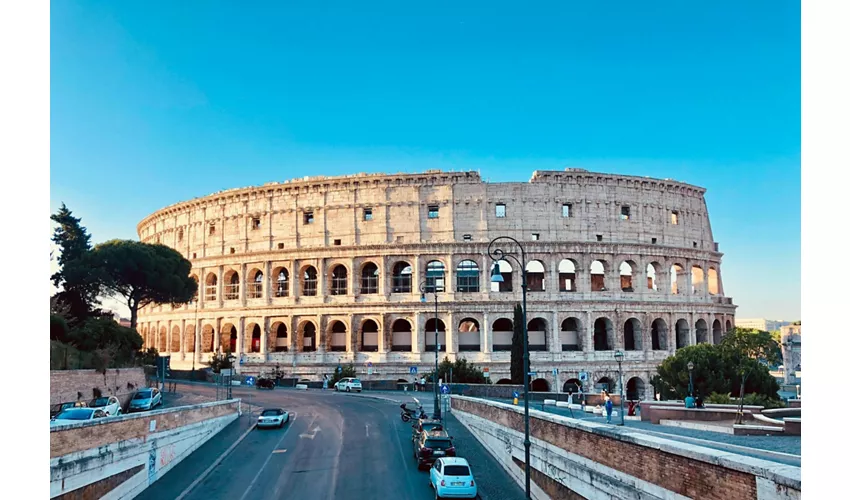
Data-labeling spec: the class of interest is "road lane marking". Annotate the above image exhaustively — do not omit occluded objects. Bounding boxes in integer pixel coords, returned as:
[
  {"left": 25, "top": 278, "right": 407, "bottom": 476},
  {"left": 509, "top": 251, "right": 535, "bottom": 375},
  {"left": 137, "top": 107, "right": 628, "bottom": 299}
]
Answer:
[
  {"left": 298, "top": 425, "right": 322, "bottom": 439},
  {"left": 272, "top": 449, "right": 287, "bottom": 454},
  {"left": 365, "top": 423, "right": 370, "bottom": 437},
  {"left": 238, "top": 414, "right": 299, "bottom": 500}
]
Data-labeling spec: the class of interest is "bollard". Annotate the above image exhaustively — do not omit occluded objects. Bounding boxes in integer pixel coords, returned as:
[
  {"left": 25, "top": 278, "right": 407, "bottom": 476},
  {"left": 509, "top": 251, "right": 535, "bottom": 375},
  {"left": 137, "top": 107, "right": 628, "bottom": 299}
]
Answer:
[{"left": 513, "top": 397, "right": 518, "bottom": 405}]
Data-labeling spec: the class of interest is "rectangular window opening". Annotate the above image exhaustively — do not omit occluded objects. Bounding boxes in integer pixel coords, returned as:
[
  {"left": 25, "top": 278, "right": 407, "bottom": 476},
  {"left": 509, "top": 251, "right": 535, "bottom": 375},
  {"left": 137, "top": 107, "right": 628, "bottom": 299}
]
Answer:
[
  {"left": 671, "top": 211, "right": 679, "bottom": 225},
  {"left": 363, "top": 207, "right": 373, "bottom": 221},
  {"left": 596, "top": 234, "right": 603, "bottom": 242},
  {"left": 531, "top": 233, "right": 540, "bottom": 241},
  {"left": 651, "top": 237, "right": 657, "bottom": 244},
  {"left": 230, "top": 247, "right": 235, "bottom": 254},
  {"left": 304, "top": 211, "right": 314, "bottom": 225},
  {"left": 693, "top": 241, "right": 698, "bottom": 248},
  {"left": 209, "top": 224, "right": 216, "bottom": 235},
  {"left": 192, "top": 252, "right": 197, "bottom": 259},
  {"left": 252, "top": 218, "right": 261, "bottom": 230},
  {"left": 620, "top": 206, "right": 630, "bottom": 220},
  {"left": 277, "top": 243, "right": 285, "bottom": 249},
  {"left": 495, "top": 203, "right": 506, "bottom": 218},
  {"left": 463, "top": 234, "right": 472, "bottom": 241},
  {"left": 334, "top": 239, "right": 342, "bottom": 246},
  {"left": 428, "top": 205, "right": 439, "bottom": 219},
  {"left": 562, "top": 203, "right": 572, "bottom": 218}
]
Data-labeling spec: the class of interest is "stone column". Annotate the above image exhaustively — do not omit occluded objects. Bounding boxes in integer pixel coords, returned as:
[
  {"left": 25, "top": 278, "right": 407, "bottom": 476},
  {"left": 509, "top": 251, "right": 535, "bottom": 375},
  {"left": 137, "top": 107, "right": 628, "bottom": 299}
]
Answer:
[
  {"left": 382, "top": 256, "right": 391, "bottom": 298},
  {"left": 446, "top": 311, "right": 456, "bottom": 354},
  {"left": 316, "top": 314, "right": 325, "bottom": 353},
  {"left": 413, "top": 311, "right": 422, "bottom": 354},
  {"left": 240, "top": 263, "right": 247, "bottom": 306},
  {"left": 482, "top": 311, "right": 492, "bottom": 353},
  {"left": 289, "top": 316, "right": 298, "bottom": 352},
  {"left": 346, "top": 314, "right": 354, "bottom": 352},
  {"left": 292, "top": 259, "right": 301, "bottom": 297},
  {"left": 550, "top": 311, "right": 560, "bottom": 353},
  {"left": 264, "top": 260, "right": 272, "bottom": 303},
  {"left": 378, "top": 314, "right": 387, "bottom": 353},
  {"left": 260, "top": 317, "right": 268, "bottom": 355},
  {"left": 195, "top": 317, "right": 202, "bottom": 365},
  {"left": 236, "top": 317, "right": 245, "bottom": 357},
  {"left": 214, "top": 317, "right": 222, "bottom": 352},
  {"left": 584, "top": 311, "right": 594, "bottom": 353},
  {"left": 198, "top": 267, "right": 205, "bottom": 308},
  {"left": 180, "top": 319, "right": 186, "bottom": 359},
  {"left": 217, "top": 265, "right": 224, "bottom": 308}
]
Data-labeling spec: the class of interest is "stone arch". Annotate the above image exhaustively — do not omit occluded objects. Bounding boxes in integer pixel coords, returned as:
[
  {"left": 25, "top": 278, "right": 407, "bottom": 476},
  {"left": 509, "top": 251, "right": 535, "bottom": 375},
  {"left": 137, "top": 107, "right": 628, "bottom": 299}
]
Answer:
[
  {"left": 328, "top": 320, "right": 347, "bottom": 351},
  {"left": 456, "top": 260, "right": 480, "bottom": 293},
  {"left": 458, "top": 318, "right": 480, "bottom": 351},
  {"left": 492, "top": 318, "right": 514, "bottom": 351},
  {"left": 712, "top": 319, "right": 723, "bottom": 345},
  {"left": 201, "top": 324, "right": 215, "bottom": 353},
  {"left": 424, "top": 318, "right": 446, "bottom": 351},
  {"left": 596, "top": 376, "right": 615, "bottom": 392},
  {"left": 591, "top": 260, "right": 607, "bottom": 291},
  {"left": 531, "top": 378, "right": 550, "bottom": 392},
  {"left": 184, "top": 325, "right": 196, "bottom": 353},
  {"left": 646, "top": 262, "right": 660, "bottom": 291},
  {"left": 490, "top": 260, "right": 514, "bottom": 292},
  {"left": 329, "top": 264, "right": 348, "bottom": 296},
  {"left": 593, "top": 317, "right": 614, "bottom": 351},
  {"left": 425, "top": 260, "right": 446, "bottom": 293},
  {"left": 527, "top": 317, "right": 548, "bottom": 351},
  {"left": 247, "top": 268, "right": 264, "bottom": 298},
  {"left": 270, "top": 321, "right": 288, "bottom": 352},
  {"left": 189, "top": 274, "right": 199, "bottom": 301},
  {"left": 221, "top": 323, "right": 237, "bottom": 353},
  {"left": 391, "top": 319, "right": 412, "bottom": 352},
  {"left": 526, "top": 260, "right": 546, "bottom": 291},
  {"left": 496, "top": 378, "right": 513, "bottom": 385},
  {"left": 563, "top": 378, "right": 582, "bottom": 393},
  {"left": 204, "top": 272, "right": 218, "bottom": 301},
  {"left": 651, "top": 318, "right": 668, "bottom": 351},
  {"left": 670, "top": 264, "right": 685, "bottom": 295},
  {"left": 159, "top": 326, "right": 167, "bottom": 352},
  {"left": 675, "top": 319, "right": 690, "bottom": 349},
  {"left": 247, "top": 323, "right": 261, "bottom": 353},
  {"left": 691, "top": 265, "right": 705, "bottom": 295},
  {"left": 171, "top": 325, "right": 181, "bottom": 352},
  {"left": 223, "top": 270, "right": 240, "bottom": 300},
  {"left": 725, "top": 319, "right": 732, "bottom": 332},
  {"left": 301, "top": 266, "right": 318, "bottom": 296},
  {"left": 273, "top": 267, "right": 289, "bottom": 298},
  {"left": 361, "top": 319, "right": 380, "bottom": 352},
  {"left": 619, "top": 260, "right": 636, "bottom": 292},
  {"left": 558, "top": 259, "right": 578, "bottom": 292},
  {"left": 624, "top": 318, "right": 642, "bottom": 351},
  {"left": 626, "top": 377, "right": 646, "bottom": 401},
  {"left": 360, "top": 262, "right": 379, "bottom": 294},
  {"left": 695, "top": 318, "right": 709, "bottom": 344},
  {"left": 391, "top": 261, "right": 413, "bottom": 293},
  {"left": 708, "top": 267, "right": 720, "bottom": 295},
  {"left": 560, "top": 317, "right": 582, "bottom": 351},
  {"left": 299, "top": 321, "right": 317, "bottom": 352}
]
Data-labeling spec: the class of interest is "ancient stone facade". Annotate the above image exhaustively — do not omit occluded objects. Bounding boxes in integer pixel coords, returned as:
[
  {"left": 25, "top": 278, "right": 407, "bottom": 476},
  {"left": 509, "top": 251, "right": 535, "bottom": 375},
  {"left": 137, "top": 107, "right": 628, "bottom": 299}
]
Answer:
[{"left": 136, "top": 168, "right": 736, "bottom": 395}]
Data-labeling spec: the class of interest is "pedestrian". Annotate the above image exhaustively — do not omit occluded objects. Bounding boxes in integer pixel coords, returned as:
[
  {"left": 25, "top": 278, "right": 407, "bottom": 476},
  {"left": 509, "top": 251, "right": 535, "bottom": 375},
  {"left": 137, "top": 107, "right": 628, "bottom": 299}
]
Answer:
[
  {"left": 420, "top": 376, "right": 426, "bottom": 392},
  {"left": 567, "top": 388, "right": 573, "bottom": 406},
  {"left": 605, "top": 397, "right": 614, "bottom": 424}
]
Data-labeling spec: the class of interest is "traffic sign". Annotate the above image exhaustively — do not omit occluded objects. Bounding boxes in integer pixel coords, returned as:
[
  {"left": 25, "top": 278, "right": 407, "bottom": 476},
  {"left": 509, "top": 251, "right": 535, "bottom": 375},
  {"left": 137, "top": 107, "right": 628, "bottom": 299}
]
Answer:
[
  {"left": 579, "top": 371, "right": 588, "bottom": 382},
  {"left": 336, "top": 365, "right": 342, "bottom": 373},
  {"left": 409, "top": 366, "right": 418, "bottom": 375},
  {"left": 367, "top": 361, "right": 373, "bottom": 368},
  {"left": 513, "top": 391, "right": 520, "bottom": 399},
  {"left": 483, "top": 367, "right": 490, "bottom": 378},
  {"left": 440, "top": 384, "right": 450, "bottom": 395},
  {"left": 552, "top": 368, "right": 559, "bottom": 376},
  {"left": 245, "top": 376, "right": 256, "bottom": 386}
]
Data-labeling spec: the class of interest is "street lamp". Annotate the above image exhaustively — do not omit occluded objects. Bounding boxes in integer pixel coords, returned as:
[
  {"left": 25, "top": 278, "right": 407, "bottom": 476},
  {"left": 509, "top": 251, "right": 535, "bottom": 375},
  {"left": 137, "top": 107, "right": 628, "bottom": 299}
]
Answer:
[
  {"left": 226, "top": 353, "right": 237, "bottom": 399},
  {"left": 614, "top": 350, "right": 625, "bottom": 426},
  {"left": 419, "top": 279, "right": 442, "bottom": 420},
  {"left": 488, "top": 236, "right": 531, "bottom": 500},
  {"left": 687, "top": 361, "right": 694, "bottom": 398}
]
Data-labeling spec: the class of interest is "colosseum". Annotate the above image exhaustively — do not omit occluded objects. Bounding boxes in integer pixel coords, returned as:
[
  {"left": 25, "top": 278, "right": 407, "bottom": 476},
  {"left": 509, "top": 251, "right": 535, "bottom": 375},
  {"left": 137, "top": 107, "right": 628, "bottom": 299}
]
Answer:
[{"left": 136, "top": 168, "right": 736, "bottom": 399}]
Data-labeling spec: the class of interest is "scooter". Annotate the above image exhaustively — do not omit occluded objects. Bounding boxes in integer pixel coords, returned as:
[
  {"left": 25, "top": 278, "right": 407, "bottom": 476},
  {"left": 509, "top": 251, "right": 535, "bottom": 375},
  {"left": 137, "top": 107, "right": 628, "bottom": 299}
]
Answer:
[{"left": 400, "top": 398, "right": 425, "bottom": 423}]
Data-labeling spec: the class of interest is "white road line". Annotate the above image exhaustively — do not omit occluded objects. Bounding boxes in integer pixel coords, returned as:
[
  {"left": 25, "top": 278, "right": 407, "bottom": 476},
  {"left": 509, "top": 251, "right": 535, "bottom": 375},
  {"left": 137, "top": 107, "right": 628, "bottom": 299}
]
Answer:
[{"left": 238, "top": 413, "right": 299, "bottom": 500}]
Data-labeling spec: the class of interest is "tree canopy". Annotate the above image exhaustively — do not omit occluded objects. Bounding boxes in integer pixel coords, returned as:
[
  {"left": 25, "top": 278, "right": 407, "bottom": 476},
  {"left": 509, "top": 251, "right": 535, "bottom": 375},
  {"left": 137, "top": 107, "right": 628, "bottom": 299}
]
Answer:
[
  {"left": 430, "top": 356, "right": 487, "bottom": 384},
  {"left": 89, "top": 240, "right": 198, "bottom": 328},
  {"left": 330, "top": 363, "right": 357, "bottom": 386},
  {"left": 51, "top": 203, "right": 102, "bottom": 325}
]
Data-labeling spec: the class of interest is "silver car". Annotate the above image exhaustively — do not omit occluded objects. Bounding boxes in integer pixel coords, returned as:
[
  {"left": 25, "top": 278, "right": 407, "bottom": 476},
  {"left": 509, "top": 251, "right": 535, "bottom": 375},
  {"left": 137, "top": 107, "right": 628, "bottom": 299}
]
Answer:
[
  {"left": 257, "top": 408, "right": 290, "bottom": 429},
  {"left": 129, "top": 388, "right": 162, "bottom": 412}
]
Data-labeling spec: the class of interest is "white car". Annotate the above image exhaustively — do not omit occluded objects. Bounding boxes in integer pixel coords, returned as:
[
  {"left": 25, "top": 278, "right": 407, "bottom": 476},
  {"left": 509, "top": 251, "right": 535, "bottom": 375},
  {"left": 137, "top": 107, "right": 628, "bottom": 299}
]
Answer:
[
  {"left": 51, "top": 408, "right": 109, "bottom": 427},
  {"left": 89, "top": 396, "right": 122, "bottom": 416},
  {"left": 129, "top": 388, "right": 162, "bottom": 412},
  {"left": 334, "top": 377, "right": 362, "bottom": 392},
  {"left": 430, "top": 457, "right": 478, "bottom": 499},
  {"left": 257, "top": 408, "right": 290, "bottom": 429}
]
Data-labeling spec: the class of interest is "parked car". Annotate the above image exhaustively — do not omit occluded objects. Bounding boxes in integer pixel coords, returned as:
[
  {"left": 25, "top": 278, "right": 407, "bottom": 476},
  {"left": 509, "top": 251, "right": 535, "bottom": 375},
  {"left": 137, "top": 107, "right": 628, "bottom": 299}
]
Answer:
[
  {"left": 413, "top": 429, "right": 456, "bottom": 470},
  {"left": 128, "top": 388, "right": 162, "bottom": 412},
  {"left": 334, "top": 377, "right": 362, "bottom": 392},
  {"left": 257, "top": 408, "right": 290, "bottom": 429},
  {"left": 429, "top": 457, "right": 478, "bottom": 499},
  {"left": 256, "top": 377, "right": 275, "bottom": 390},
  {"left": 89, "top": 396, "right": 122, "bottom": 416},
  {"left": 50, "top": 408, "right": 108, "bottom": 427},
  {"left": 50, "top": 401, "right": 87, "bottom": 418},
  {"left": 412, "top": 419, "right": 444, "bottom": 442}
]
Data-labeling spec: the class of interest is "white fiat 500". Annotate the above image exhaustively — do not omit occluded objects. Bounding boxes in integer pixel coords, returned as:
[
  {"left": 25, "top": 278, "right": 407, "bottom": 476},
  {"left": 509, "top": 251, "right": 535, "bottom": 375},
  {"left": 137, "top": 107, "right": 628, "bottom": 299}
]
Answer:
[
  {"left": 430, "top": 457, "right": 478, "bottom": 499},
  {"left": 334, "top": 377, "right": 362, "bottom": 392}
]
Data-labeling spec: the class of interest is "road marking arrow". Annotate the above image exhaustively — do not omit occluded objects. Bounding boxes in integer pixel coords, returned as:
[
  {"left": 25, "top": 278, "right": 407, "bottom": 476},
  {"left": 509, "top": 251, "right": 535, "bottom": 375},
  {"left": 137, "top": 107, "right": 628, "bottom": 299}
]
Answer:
[{"left": 299, "top": 426, "right": 322, "bottom": 439}]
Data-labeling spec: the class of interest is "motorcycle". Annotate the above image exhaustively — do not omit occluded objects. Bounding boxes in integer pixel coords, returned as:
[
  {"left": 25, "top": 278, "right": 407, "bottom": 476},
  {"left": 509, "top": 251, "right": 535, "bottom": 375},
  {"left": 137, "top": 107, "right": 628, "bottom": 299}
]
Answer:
[{"left": 400, "top": 398, "right": 426, "bottom": 423}]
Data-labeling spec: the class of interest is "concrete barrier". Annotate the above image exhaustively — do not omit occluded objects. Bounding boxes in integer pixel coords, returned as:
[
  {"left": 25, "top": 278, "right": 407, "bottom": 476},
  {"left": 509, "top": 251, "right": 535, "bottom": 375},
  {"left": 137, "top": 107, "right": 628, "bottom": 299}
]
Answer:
[
  {"left": 784, "top": 418, "right": 801, "bottom": 436},
  {"left": 733, "top": 424, "right": 785, "bottom": 436},
  {"left": 50, "top": 399, "right": 242, "bottom": 499},
  {"left": 295, "top": 384, "right": 308, "bottom": 390}
]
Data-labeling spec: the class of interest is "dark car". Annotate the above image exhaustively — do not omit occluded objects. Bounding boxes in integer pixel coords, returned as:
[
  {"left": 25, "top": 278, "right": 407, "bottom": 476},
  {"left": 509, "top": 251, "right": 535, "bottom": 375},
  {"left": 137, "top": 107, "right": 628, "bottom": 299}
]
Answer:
[
  {"left": 411, "top": 419, "right": 444, "bottom": 441},
  {"left": 256, "top": 377, "right": 275, "bottom": 390},
  {"left": 413, "top": 429, "right": 456, "bottom": 470}
]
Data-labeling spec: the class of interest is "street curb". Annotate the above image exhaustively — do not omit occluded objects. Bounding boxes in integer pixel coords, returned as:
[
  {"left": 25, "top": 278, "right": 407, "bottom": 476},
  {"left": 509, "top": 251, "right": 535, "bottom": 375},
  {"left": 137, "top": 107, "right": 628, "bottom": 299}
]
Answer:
[
  {"left": 173, "top": 419, "right": 257, "bottom": 500},
  {"left": 336, "top": 392, "right": 406, "bottom": 404}
]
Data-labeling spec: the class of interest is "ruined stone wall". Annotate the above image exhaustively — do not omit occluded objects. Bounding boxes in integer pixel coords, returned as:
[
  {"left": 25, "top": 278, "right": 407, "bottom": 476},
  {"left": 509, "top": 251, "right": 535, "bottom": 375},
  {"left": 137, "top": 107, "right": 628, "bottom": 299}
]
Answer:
[{"left": 50, "top": 368, "right": 146, "bottom": 409}]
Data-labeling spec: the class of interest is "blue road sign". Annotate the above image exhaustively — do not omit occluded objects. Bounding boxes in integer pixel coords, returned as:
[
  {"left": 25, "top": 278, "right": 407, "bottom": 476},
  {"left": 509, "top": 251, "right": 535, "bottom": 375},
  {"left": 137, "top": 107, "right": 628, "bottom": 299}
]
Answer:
[
  {"left": 440, "top": 384, "right": 450, "bottom": 395},
  {"left": 409, "top": 366, "right": 418, "bottom": 375},
  {"left": 245, "top": 376, "right": 255, "bottom": 386},
  {"left": 513, "top": 391, "right": 520, "bottom": 399},
  {"left": 367, "top": 361, "right": 373, "bottom": 367},
  {"left": 336, "top": 365, "right": 342, "bottom": 373}
]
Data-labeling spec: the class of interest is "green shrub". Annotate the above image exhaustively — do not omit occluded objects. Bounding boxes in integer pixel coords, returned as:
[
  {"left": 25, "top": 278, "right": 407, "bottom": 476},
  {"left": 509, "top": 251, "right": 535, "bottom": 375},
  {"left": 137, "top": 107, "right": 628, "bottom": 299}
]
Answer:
[
  {"left": 742, "top": 393, "right": 784, "bottom": 409},
  {"left": 705, "top": 392, "right": 733, "bottom": 405}
]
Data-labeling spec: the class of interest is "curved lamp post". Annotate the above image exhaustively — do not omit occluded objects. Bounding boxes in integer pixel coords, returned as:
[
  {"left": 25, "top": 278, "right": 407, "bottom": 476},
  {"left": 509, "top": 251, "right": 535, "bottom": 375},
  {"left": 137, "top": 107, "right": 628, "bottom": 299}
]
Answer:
[
  {"left": 419, "top": 280, "right": 442, "bottom": 419},
  {"left": 487, "top": 235, "right": 530, "bottom": 499},
  {"left": 614, "top": 350, "right": 625, "bottom": 426}
]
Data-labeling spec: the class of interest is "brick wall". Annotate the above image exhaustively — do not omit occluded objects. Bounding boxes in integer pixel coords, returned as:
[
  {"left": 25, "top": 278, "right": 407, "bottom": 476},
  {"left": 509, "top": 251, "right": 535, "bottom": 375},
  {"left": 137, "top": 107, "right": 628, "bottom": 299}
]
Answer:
[{"left": 50, "top": 368, "right": 147, "bottom": 409}]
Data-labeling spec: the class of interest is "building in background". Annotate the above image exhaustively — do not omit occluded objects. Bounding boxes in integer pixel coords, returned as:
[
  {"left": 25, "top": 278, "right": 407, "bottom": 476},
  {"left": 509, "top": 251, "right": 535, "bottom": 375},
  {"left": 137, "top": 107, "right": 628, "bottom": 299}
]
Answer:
[
  {"left": 734, "top": 318, "right": 792, "bottom": 332},
  {"left": 780, "top": 322, "right": 801, "bottom": 388}
]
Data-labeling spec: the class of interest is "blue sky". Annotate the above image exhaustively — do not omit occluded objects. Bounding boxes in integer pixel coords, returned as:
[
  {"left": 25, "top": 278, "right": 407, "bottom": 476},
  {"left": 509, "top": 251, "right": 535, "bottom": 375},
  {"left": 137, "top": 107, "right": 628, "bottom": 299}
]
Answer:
[{"left": 50, "top": 0, "right": 800, "bottom": 320}]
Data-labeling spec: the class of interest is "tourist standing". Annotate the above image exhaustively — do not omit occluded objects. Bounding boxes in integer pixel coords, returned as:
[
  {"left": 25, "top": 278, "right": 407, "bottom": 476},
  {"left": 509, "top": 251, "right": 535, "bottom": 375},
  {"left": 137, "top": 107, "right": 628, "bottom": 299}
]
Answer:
[{"left": 605, "top": 397, "right": 614, "bottom": 424}]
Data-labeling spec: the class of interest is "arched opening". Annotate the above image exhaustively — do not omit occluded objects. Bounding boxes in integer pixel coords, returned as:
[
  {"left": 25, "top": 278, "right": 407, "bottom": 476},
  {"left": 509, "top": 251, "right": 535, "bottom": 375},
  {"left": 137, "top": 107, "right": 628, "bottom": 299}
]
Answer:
[
  {"left": 424, "top": 319, "right": 446, "bottom": 351},
  {"left": 593, "top": 317, "right": 613, "bottom": 351},
  {"left": 250, "top": 324, "right": 261, "bottom": 353},
  {"left": 496, "top": 378, "right": 513, "bottom": 385},
  {"left": 651, "top": 319, "right": 668, "bottom": 350},
  {"left": 526, "top": 260, "right": 546, "bottom": 292},
  {"left": 361, "top": 262, "right": 379, "bottom": 294},
  {"left": 330, "top": 265, "right": 348, "bottom": 296},
  {"left": 695, "top": 319, "right": 709, "bottom": 344},
  {"left": 527, "top": 318, "right": 547, "bottom": 351},
  {"left": 272, "top": 322, "right": 288, "bottom": 352},
  {"left": 329, "top": 321, "right": 347, "bottom": 351},
  {"left": 560, "top": 317, "right": 581, "bottom": 351},
  {"left": 458, "top": 318, "right": 480, "bottom": 351},
  {"left": 456, "top": 260, "right": 480, "bottom": 293},
  {"left": 184, "top": 325, "right": 195, "bottom": 353},
  {"left": 302, "top": 266, "right": 318, "bottom": 296},
  {"left": 691, "top": 266, "right": 705, "bottom": 295},
  {"left": 391, "top": 261, "right": 412, "bottom": 293},
  {"left": 221, "top": 324, "right": 236, "bottom": 353},
  {"left": 591, "top": 260, "right": 607, "bottom": 291},
  {"left": 274, "top": 268, "right": 289, "bottom": 297},
  {"left": 646, "top": 262, "right": 660, "bottom": 291},
  {"left": 301, "top": 322, "right": 317, "bottom": 352},
  {"left": 670, "top": 264, "right": 685, "bottom": 295},
  {"left": 492, "top": 318, "right": 514, "bottom": 351},
  {"left": 190, "top": 275, "right": 198, "bottom": 301},
  {"left": 558, "top": 259, "right": 577, "bottom": 292},
  {"left": 224, "top": 271, "right": 239, "bottom": 300},
  {"left": 708, "top": 267, "right": 720, "bottom": 295},
  {"left": 530, "top": 378, "right": 551, "bottom": 392},
  {"left": 563, "top": 379, "right": 581, "bottom": 393},
  {"left": 725, "top": 319, "right": 732, "bottom": 332},
  {"left": 171, "top": 326, "right": 180, "bottom": 352},
  {"left": 159, "top": 327, "right": 167, "bottom": 352},
  {"left": 204, "top": 273, "right": 218, "bottom": 301},
  {"left": 675, "top": 319, "right": 690, "bottom": 349},
  {"left": 391, "top": 319, "right": 412, "bottom": 352},
  {"left": 425, "top": 260, "right": 446, "bottom": 293},
  {"left": 596, "top": 377, "right": 614, "bottom": 392},
  {"left": 712, "top": 319, "right": 723, "bottom": 345},
  {"left": 361, "top": 319, "right": 379, "bottom": 352},
  {"left": 247, "top": 269, "right": 263, "bottom": 298},
  {"left": 396, "top": 378, "right": 409, "bottom": 384},
  {"left": 201, "top": 325, "right": 215, "bottom": 353},
  {"left": 619, "top": 261, "right": 635, "bottom": 291},
  {"left": 624, "top": 318, "right": 642, "bottom": 351},
  {"left": 490, "top": 260, "right": 514, "bottom": 292},
  {"left": 626, "top": 377, "right": 646, "bottom": 401}
]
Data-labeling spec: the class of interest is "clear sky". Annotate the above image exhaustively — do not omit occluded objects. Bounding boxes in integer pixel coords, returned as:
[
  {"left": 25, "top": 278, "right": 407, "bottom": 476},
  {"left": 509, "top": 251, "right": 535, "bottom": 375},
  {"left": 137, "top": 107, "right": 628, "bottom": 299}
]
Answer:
[{"left": 50, "top": 0, "right": 800, "bottom": 320}]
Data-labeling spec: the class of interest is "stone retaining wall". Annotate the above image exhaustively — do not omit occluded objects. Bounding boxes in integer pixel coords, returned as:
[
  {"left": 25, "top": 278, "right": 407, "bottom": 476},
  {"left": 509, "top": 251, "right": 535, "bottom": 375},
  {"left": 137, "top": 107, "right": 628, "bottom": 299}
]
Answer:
[{"left": 50, "top": 368, "right": 147, "bottom": 410}]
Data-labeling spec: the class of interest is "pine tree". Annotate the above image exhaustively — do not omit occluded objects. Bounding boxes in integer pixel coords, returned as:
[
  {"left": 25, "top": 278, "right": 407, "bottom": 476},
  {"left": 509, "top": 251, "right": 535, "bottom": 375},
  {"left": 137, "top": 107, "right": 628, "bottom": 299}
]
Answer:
[
  {"left": 50, "top": 203, "right": 101, "bottom": 325},
  {"left": 511, "top": 303, "right": 524, "bottom": 384}
]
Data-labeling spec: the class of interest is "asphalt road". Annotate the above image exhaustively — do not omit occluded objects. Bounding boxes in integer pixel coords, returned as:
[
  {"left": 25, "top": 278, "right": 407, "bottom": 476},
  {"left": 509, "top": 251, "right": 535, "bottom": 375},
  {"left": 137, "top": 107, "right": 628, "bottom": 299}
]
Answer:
[{"left": 139, "top": 385, "right": 524, "bottom": 500}]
